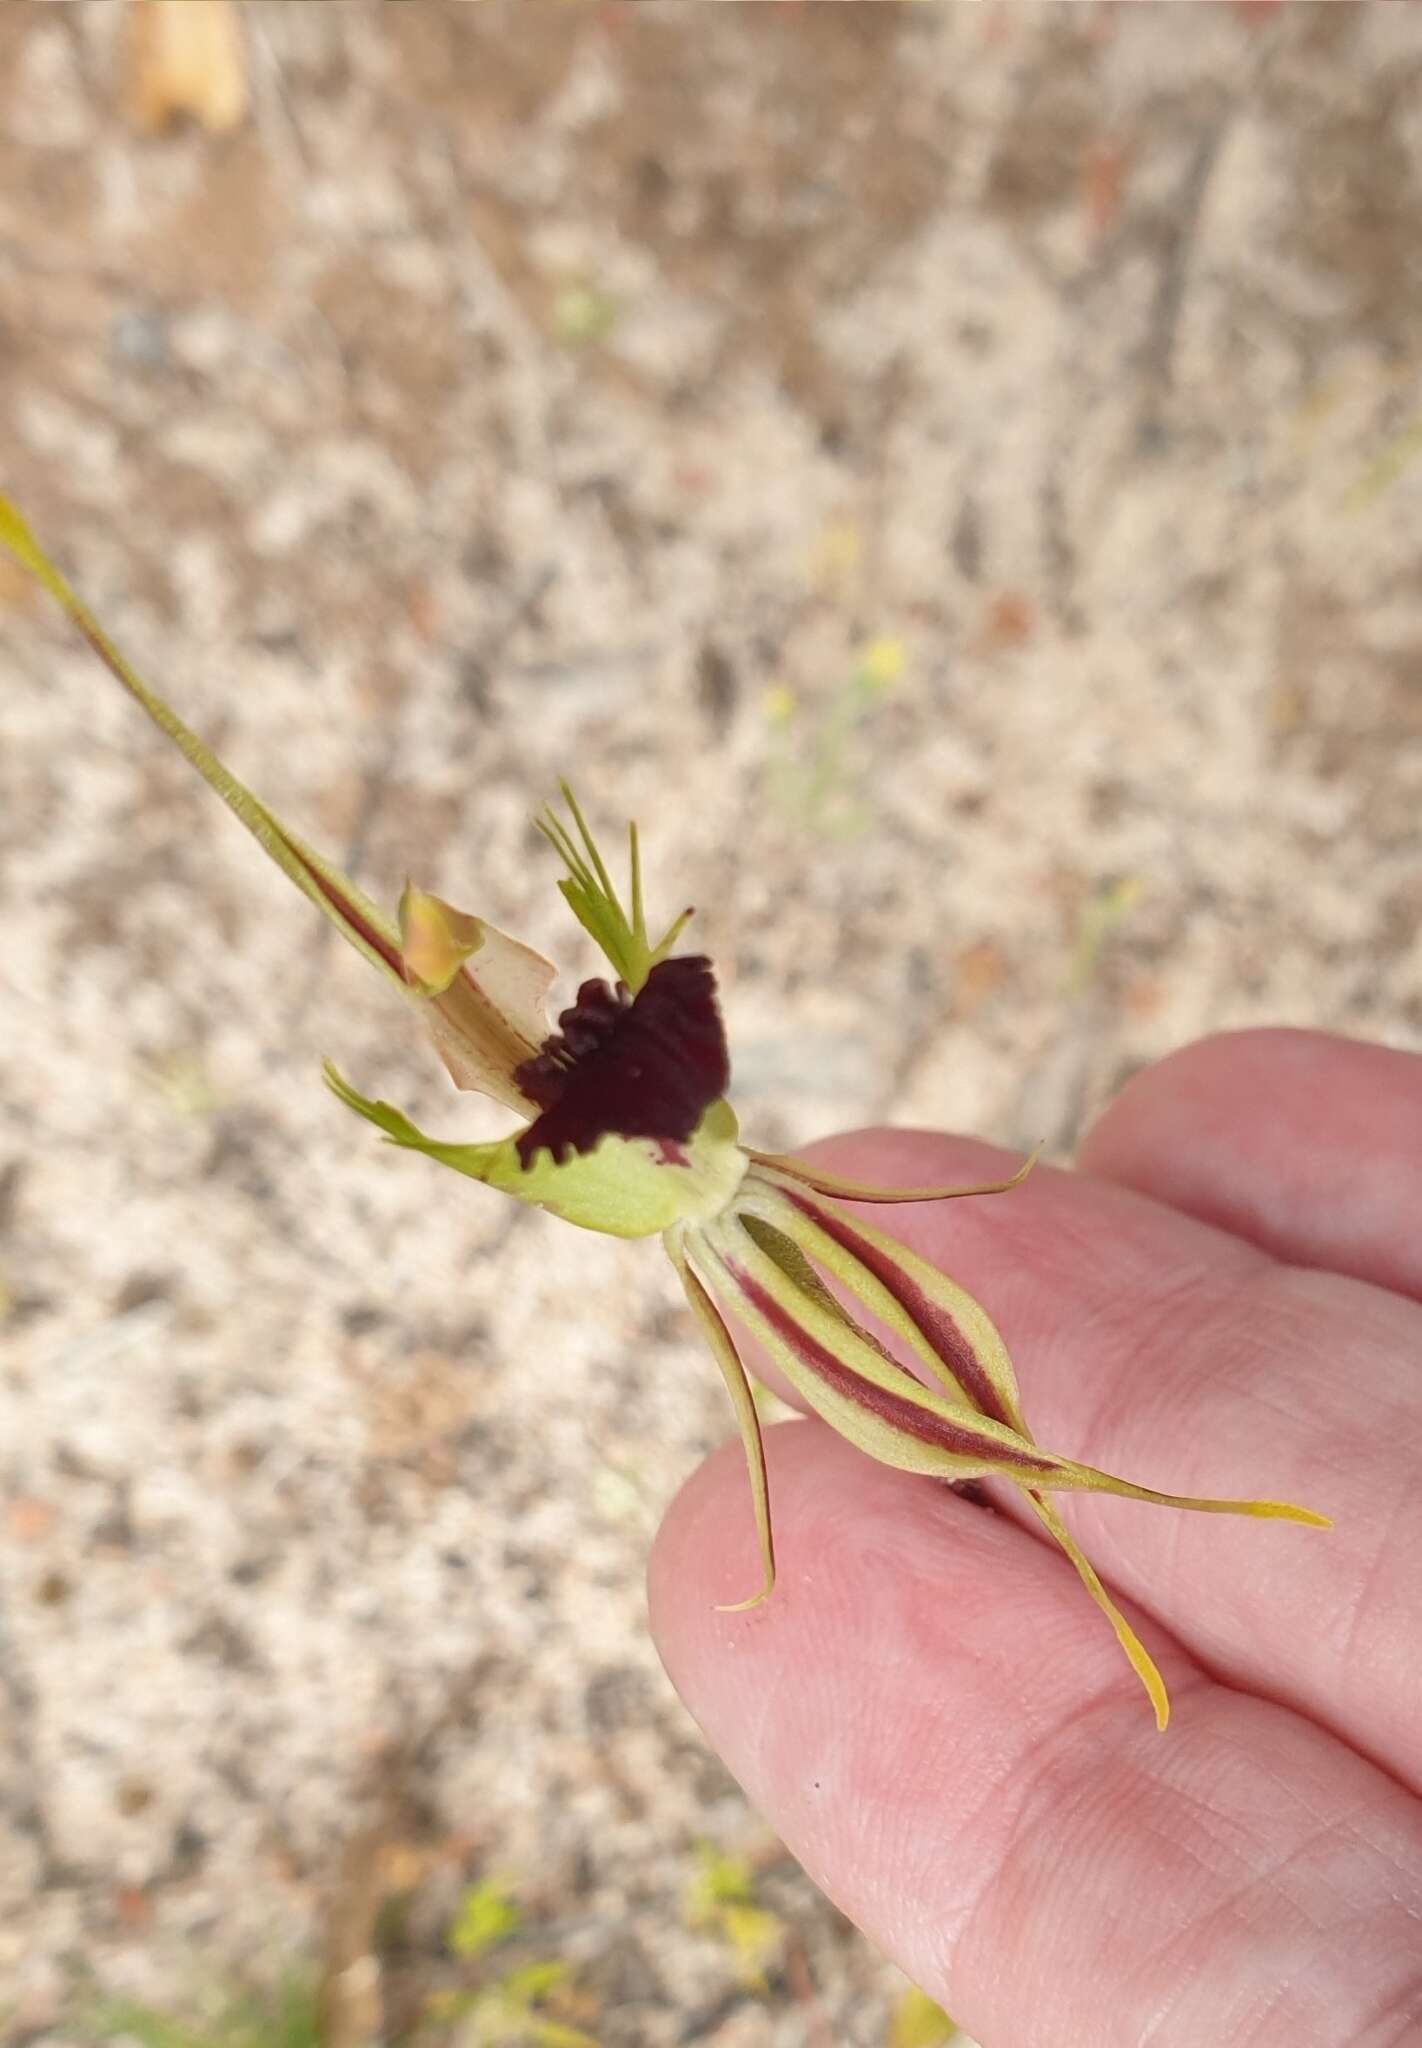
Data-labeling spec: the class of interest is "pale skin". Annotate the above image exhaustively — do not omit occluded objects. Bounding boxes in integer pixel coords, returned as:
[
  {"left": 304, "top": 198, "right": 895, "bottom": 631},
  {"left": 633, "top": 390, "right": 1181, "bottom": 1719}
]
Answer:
[{"left": 648, "top": 1029, "right": 1422, "bottom": 2047}]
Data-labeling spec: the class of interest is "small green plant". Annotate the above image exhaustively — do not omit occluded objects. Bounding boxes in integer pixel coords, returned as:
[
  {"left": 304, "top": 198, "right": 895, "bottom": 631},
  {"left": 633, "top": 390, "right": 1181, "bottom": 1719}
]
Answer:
[
  {"left": 427, "top": 1877, "right": 597, "bottom": 2046},
  {"left": 87, "top": 1976, "right": 321, "bottom": 2048},
  {"left": 683, "top": 1841, "right": 785, "bottom": 1992},
  {"left": 763, "top": 636, "right": 906, "bottom": 837},
  {"left": 1066, "top": 874, "right": 1146, "bottom": 998},
  {"left": 446, "top": 1876, "right": 523, "bottom": 1961},
  {"left": 1345, "top": 406, "right": 1422, "bottom": 511},
  {"left": 429, "top": 1960, "right": 595, "bottom": 2047},
  {"left": 551, "top": 279, "right": 618, "bottom": 348}
]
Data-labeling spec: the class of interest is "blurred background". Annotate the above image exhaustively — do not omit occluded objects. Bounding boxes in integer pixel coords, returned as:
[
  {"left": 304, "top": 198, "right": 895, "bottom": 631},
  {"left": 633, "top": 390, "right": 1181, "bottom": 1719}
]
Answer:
[{"left": 2, "top": 3, "right": 1420, "bottom": 2043}]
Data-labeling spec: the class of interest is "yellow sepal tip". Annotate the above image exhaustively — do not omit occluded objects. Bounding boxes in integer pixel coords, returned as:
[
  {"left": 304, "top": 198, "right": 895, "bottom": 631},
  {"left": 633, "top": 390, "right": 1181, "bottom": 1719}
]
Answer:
[{"left": 1244, "top": 1500, "right": 1332, "bottom": 1528}]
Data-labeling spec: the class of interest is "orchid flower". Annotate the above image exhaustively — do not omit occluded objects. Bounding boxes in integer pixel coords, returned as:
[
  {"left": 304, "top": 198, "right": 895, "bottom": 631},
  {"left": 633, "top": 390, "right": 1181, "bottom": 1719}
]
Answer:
[{"left": 1, "top": 498, "right": 1328, "bottom": 1730}]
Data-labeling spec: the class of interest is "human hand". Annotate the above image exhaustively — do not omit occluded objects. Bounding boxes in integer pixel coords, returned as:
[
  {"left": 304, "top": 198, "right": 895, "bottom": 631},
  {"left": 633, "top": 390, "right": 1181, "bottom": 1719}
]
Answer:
[{"left": 649, "top": 1029, "right": 1422, "bottom": 2046}]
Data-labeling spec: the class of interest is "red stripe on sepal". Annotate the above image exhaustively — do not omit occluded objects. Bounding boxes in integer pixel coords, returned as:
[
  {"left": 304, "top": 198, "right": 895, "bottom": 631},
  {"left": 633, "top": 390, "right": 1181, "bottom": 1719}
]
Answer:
[
  {"left": 782, "top": 1190, "right": 1015, "bottom": 1427},
  {"left": 730, "top": 1264, "right": 1055, "bottom": 1474}
]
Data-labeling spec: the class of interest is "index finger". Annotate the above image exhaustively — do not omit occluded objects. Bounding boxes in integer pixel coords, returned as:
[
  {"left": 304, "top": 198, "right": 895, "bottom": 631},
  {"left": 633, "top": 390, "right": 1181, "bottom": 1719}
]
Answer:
[{"left": 1079, "top": 1029, "right": 1422, "bottom": 1303}]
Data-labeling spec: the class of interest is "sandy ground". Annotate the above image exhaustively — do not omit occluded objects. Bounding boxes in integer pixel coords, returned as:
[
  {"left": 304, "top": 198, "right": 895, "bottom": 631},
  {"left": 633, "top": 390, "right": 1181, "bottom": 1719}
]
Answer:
[{"left": 2, "top": 3, "right": 1422, "bottom": 2043}]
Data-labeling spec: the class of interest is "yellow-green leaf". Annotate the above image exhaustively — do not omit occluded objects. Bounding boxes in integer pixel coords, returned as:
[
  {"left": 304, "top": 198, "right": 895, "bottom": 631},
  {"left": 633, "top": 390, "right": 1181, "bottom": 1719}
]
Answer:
[
  {"left": 447, "top": 1876, "right": 521, "bottom": 1960},
  {"left": 891, "top": 1983, "right": 957, "bottom": 2048}
]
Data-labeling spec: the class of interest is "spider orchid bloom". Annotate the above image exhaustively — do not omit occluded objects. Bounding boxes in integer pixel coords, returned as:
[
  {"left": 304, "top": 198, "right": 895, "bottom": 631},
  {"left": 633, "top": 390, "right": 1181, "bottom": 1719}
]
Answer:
[{"left": 2, "top": 499, "right": 1328, "bottom": 1730}]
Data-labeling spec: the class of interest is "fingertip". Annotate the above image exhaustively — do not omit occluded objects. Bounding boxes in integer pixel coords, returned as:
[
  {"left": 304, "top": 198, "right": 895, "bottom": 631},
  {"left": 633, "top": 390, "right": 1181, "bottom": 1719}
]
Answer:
[
  {"left": 647, "top": 1423, "right": 1191, "bottom": 2010},
  {"left": 1080, "top": 1028, "right": 1422, "bottom": 1299},
  {"left": 1079, "top": 1028, "right": 1313, "bottom": 1180}
]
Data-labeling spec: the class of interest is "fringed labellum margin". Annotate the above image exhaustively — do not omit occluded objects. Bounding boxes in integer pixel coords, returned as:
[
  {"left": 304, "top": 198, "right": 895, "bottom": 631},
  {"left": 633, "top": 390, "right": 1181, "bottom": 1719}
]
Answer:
[{"left": 1, "top": 496, "right": 1329, "bottom": 1729}]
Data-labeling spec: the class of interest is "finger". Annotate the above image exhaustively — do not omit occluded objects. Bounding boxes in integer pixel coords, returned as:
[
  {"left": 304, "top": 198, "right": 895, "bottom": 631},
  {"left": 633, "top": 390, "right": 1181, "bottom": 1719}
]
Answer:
[
  {"left": 774, "top": 1126, "right": 1422, "bottom": 1789},
  {"left": 650, "top": 1425, "right": 1422, "bottom": 2048},
  {"left": 1079, "top": 1029, "right": 1422, "bottom": 1303}
]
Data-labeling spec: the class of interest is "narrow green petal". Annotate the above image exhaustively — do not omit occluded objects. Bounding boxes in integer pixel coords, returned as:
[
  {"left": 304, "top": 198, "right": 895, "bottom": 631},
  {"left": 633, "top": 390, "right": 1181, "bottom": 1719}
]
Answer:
[
  {"left": 667, "top": 1235, "right": 776, "bottom": 1610},
  {"left": 628, "top": 821, "right": 646, "bottom": 947},
  {"left": 322, "top": 1061, "right": 504, "bottom": 1182},
  {"left": 747, "top": 1145, "right": 1039, "bottom": 1206},
  {"left": 1026, "top": 1489, "right": 1171, "bottom": 1731},
  {"left": 0, "top": 496, "right": 406, "bottom": 989}
]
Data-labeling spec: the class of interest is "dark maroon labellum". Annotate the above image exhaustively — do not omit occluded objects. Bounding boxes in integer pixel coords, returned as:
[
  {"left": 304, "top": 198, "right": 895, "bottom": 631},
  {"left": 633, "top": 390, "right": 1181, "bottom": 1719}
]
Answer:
[{"left": 513, "top": 955, "right": 730, "bottom": 1167}]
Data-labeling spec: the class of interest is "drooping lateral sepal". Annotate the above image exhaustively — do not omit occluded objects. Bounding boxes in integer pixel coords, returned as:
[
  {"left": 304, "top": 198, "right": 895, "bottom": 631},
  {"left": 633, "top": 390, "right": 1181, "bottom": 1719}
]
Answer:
[
  {"left": 696, "top": 1192, "right": 1331, "bottom": 1518},
  {"left": 1024, "top": 1488, "right": 1172, "bottom": 1730},
  {"left": 693, "top": 1207, "right": 1073, "bottom": 1486},
  {"left": 726, "top": 1179, "right": 1176, "bottom": 1724},
  {"left": 740, "top": 1177, "right": 1030, "bottom": 1431},
  {"left": 666, "top": 1231, "right": 776, "bottom": 1611},
  {"left": 692, "top": 1171, "right": 1326, "bottom": 1724}
]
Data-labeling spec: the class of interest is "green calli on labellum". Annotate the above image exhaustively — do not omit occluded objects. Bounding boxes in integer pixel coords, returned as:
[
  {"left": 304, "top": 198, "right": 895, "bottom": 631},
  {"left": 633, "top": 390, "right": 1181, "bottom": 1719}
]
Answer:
[{"left": 1, "top": 496, "right": 1329, "bottom": 1730}]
